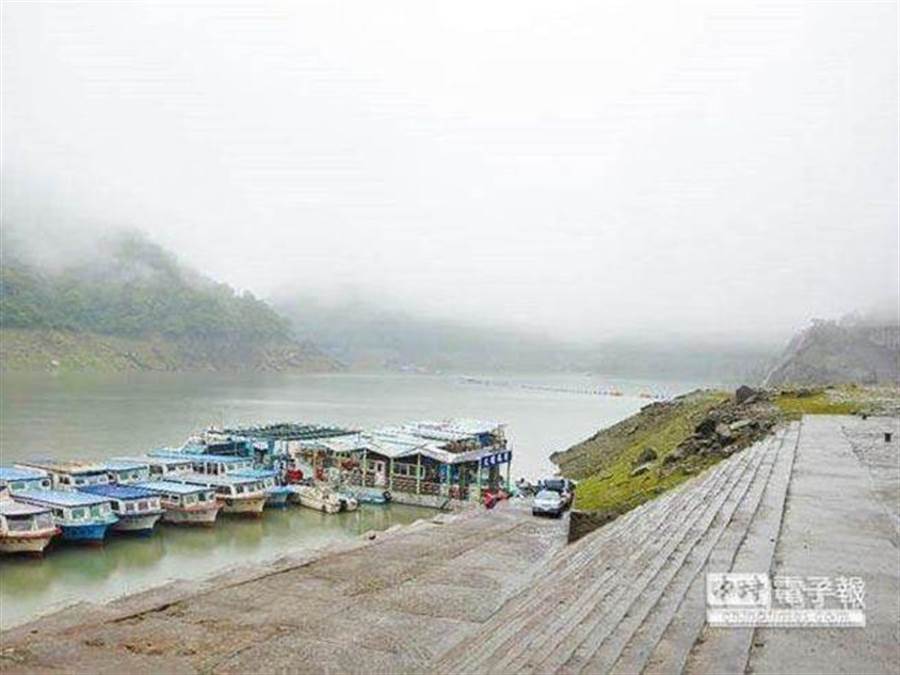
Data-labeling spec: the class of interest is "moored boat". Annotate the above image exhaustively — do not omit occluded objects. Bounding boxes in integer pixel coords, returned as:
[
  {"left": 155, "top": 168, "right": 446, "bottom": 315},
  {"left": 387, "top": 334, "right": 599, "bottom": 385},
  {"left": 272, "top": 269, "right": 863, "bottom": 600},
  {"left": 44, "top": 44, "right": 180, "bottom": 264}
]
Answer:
[
  {"left": 287, "top": 484, "right": 344, "bottom": 514},
  {"left": 77, "top": 484, "right": 164, "bottom": 535},
  {"left": 0, "top": 488, "right": 60, "bottom": 555},
  {"left": 13, "top": 490, "right": 117, "bottom": 543},
  {"left": 15, "top": 459, "right": 110, "bottom": 490},
  {"left": 175, "top": 473, "right": 267, "bottom": 516},
  {"left": 136, "top": 481, "right": 222, "bottom": 526},
  {"left": 104, "top": 459, "right": 151, "bottom": 485},
  {"left": 233, "top": 468, "right": 292, "bottom": 507},
  {"left": 118, "top": 455, "right": 195, "bottom": 480},
  {"left": 346, "top": 487, "right": 391, "bottom": 505},
  {"left": 149, "top": 450, "right": 254, "bottom": 476},
  {"left": 0, "top": 466, "right": 53, "bottom": 493}
]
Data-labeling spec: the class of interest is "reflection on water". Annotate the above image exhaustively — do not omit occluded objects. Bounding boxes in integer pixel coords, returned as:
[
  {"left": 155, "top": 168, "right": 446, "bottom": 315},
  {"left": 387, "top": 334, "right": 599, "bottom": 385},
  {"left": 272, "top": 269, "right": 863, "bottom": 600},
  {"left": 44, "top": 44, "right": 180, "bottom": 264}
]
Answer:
[
  {"left": 0, "top": 503, "right": 431, "bottom": 628},
  {"left": 0, "top": 371, "right": 699, "bottom": 629}
]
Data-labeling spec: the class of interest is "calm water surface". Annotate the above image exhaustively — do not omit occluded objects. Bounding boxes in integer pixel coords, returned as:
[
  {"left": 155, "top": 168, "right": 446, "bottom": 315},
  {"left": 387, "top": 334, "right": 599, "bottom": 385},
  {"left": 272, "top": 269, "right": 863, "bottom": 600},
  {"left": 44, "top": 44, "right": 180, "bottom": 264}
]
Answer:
[{"left": 0, "top": 372, "right": 702, "bottom": 628}]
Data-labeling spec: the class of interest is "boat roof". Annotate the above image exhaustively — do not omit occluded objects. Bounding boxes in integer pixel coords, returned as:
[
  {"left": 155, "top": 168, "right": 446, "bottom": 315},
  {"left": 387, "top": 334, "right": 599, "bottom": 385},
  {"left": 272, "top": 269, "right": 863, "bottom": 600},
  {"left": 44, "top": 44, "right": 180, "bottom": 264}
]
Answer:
[
  {"left": 16, "top": 459, "right": 108, "bottom": 475},
  {"left": 0, "top": 499, "right": 51, "bottom": 516},
  {"left": 186, "top": 453, "right": 252, "bottom": 464},
  {"left": 134, "top": 481, "right": 214, "bottom": 496},
  {"left": 122, "top": 455, "right": 194, "bottom": 467},
  {"left": 148, "top": 449, "right": 249, "bottom": 464},
  {"left": 104, "top": 459, "right": 150, "bottom": 471},
  {"left": 175, "top": 472, "right": 261, "bottom": 487},
  {"left": 214, "top": 422, "right": 357, "bottom": 441},
  {"left": 14, "top": 489, "right": 111, "bottom": 507},
  {"left": 233, "top": 468, "right": 278, "bottom": 479},
  {"left": 0, "top": 466, "right": 49, "bottom": 481},
  {"left": 77, "top": 484, "right": 159, "bottom": 500}
]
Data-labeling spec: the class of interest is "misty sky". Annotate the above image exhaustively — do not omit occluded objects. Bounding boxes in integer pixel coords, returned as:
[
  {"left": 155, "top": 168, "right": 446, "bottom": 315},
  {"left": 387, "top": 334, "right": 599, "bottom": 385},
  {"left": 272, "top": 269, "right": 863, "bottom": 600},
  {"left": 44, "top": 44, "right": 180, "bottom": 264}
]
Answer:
[{"left": 2, "top": 1, "right": 898, "bottom": 343}]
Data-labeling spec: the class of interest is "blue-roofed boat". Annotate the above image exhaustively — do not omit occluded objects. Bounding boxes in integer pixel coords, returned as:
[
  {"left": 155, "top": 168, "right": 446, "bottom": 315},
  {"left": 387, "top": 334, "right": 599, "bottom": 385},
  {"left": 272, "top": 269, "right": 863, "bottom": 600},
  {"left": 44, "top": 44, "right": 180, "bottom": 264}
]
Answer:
[
  {"left": 78, "top": 484, "right": 163, "bottom": 535},
  {"left": 104, "top": 459, "right": 151, "bottom": 485},
  {"left": 13, "top": 489, "right": 117, "bottom": 543},
  {"left": 148, "top": 450, "right": 254, "bottom": 476},
  {"left": 232, "top": 468, "right": 292, "bottom": 508},
  {"left": 16, "top": 459, "right": 110, "bottom": 490},
  {"left": 135, "top": 481, "right": 222, "bottom": 526},
  {"left": 0, "top": 487, "right": 60, "bottom": 555},
  {"left": 0, "top": 466, "right": 52, "bottom": 492},
  {"left": 117, "top": 455, "right": 195, "bottom": 480},
  {"left": 174, "top": 473, "right": 267, "bottom": 516}
]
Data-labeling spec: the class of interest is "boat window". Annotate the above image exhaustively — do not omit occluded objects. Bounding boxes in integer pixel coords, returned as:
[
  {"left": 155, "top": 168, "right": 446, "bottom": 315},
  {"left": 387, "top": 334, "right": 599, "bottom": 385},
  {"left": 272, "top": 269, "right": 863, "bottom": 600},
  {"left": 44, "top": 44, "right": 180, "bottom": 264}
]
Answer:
[
  {"left": 150, "top": 465, "right": 162, "bottom": 475},
  {"left": 111, "top": 502, "right": 119, "bottom": 512},
  {"left": 74, "top": 477, "right": 85, "bottom": 485},
  {"left": 53, "top": 508, "right": 64, "bottom": 518},
  {"left": 184, "top": 494, "right": 195, "bottom": 505},
  {"left": 72, "top": 508, "right": 86, "bottom": 520},
  {"left": 90, "top": 505, "right": 102, "bottom": 517},
  {"left": 198, "top": 492, "right": 207, "bottom": 502},
  {"left": 125, "top": 502, "right": 135, "bottom": 512},
  {"left": 41, "top": 479, "right": 50, "bottom": 488},
  {"left": 10, "top": 481, "right": 24, "bottom": 490},
  {"left": 138, "top": 501, "right": 148, "bottom": 511}
]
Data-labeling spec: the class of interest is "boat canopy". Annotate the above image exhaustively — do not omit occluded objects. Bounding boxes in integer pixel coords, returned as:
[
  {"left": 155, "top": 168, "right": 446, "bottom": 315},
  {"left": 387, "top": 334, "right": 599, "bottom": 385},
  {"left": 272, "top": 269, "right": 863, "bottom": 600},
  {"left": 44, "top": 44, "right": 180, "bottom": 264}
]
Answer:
[{"left": 77, "top": 484, "right": 160, "bottom": 500}]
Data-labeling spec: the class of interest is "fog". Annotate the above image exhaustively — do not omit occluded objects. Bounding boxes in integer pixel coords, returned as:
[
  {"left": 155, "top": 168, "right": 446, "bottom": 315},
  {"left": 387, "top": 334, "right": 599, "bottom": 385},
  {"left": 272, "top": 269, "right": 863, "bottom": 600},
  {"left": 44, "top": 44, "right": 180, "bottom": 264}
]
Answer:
[{"left": 2, "top": 1, "right": 898, "bottom": 343}]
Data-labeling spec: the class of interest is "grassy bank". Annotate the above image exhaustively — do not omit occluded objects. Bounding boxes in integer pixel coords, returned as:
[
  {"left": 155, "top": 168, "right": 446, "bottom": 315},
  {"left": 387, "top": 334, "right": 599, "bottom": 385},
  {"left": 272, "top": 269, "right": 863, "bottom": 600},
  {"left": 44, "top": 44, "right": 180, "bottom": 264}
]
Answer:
[{"left": 556, "top": 391, "right": 730, "bottom": 513}]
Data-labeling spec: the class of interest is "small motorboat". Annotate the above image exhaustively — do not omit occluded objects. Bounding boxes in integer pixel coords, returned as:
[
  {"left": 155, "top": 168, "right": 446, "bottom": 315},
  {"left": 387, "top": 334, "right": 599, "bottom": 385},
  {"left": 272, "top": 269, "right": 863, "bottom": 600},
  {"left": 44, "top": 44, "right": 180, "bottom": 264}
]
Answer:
[{"left": 287, "top": 484, "right": 344, "bottom": 514}]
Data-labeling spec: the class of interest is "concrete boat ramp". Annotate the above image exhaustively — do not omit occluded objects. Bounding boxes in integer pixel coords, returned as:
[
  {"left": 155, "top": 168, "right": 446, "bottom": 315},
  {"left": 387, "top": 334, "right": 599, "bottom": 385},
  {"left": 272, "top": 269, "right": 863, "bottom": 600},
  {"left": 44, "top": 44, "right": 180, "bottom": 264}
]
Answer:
[{"left": 2, "top": 415, "right": 897, "bottom": 674}]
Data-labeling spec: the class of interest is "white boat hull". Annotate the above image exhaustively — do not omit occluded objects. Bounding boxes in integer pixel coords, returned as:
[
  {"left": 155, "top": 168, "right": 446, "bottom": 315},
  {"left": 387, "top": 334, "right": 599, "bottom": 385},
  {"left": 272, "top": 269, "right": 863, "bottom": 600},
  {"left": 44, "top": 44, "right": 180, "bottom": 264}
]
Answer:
[
  {"left": 0, "top": 529, "right": 58, "bottom": 555},
  {"left": 112, "top": 512, "right": 163, "bottom": 533},
  {"left": 162, "top": 505, "right": 221, "bottom": 526},
  {"left": 288, "top": 486, "right": 342, "bottom": 514},
  {"left": 218, "top": 493, "right": 267, "bottom": 516}
]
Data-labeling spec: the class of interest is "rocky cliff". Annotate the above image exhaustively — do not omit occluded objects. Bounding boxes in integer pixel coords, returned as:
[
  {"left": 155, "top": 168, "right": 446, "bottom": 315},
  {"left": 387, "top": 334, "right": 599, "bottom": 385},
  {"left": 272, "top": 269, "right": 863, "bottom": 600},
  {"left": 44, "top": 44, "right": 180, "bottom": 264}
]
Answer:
[{"left": 763, "top": 319, "right": 899, "bottom": 387}]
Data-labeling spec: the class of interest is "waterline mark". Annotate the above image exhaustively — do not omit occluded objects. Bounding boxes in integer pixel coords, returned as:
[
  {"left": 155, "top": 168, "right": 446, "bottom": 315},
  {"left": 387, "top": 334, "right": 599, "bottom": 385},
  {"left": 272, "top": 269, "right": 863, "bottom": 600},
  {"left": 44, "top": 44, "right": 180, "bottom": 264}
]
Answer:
[{"left": 706, "top": 573, "right": 865, "bottom": 628}]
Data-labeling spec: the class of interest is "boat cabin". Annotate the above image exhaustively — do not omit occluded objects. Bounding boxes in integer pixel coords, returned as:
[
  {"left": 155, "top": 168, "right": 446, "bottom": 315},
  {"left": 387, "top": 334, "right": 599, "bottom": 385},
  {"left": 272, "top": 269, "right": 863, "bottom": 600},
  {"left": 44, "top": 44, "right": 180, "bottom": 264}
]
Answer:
[
  {"left": 0, "top": 492, "right": 55, "bottom": 535},
  {"left": 0, "top": 466, "right": 52, "bottom": 492},
  {"left": 78, "top": 484, "right": 162, "bottom": 519},
  {"left": 176, "top": 472, "right": 264, "bottom": 497},
  {"left": 16, "top": 460, "right": 110, "bottom": 490},
  {"left": 131, "top": 455, "right": 195, "bottom": 479},
  {"left": 14, "top": 490, "right": 114, "bottom": 526},
  {"left": 136, "top": 480, "right": 217, "bottom": 509},
  {"left": 104, "top": 459, "right": 151, "bottom": 485},
  {"left": 188, "top": 454, "right": 254, "bottom": 476}
]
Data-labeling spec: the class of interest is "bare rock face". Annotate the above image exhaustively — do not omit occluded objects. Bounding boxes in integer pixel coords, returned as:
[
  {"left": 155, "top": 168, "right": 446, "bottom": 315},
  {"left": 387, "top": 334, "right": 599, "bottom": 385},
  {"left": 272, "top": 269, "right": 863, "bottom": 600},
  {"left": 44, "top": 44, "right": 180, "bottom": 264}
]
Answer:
[
  {"left": 735, "top": 385, "right": 758, "bottom": 404},
  {"left": 764, "top": 319, "right": 900, "bottom": 387}
]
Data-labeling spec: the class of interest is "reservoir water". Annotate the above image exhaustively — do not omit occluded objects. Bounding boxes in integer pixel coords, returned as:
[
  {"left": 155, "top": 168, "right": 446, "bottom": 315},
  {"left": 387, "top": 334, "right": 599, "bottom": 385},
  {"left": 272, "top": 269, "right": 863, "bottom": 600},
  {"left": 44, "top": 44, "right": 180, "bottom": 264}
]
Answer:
[{"left": 0, "top": 371, "right": 701, "bottom": 628}]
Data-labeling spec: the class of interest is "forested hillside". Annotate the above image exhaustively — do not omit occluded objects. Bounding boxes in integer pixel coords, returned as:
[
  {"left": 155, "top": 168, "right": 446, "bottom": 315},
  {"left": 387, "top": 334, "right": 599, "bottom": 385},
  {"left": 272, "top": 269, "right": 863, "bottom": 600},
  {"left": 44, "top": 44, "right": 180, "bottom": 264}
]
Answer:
[{"left": 0, "top": 232, "right": 335, "bottom": 372}]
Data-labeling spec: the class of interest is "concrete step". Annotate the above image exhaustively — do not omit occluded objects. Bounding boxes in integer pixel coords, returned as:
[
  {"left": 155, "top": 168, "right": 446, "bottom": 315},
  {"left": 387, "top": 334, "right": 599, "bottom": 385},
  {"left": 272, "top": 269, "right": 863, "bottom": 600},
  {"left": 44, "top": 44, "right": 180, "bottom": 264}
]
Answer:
[
  {"left": 679, "top": 422, "right": 800, "bottom": 675},
  {"left": 553, "top": 434, "right": 773, "bottom": 674},
  {"left": 609, "top": 426, "right": 796, "bottom": 674},
  {"left": 462, "top": 438, "right": 761, "bottom": 674},
  {"left": 439, "top": 446, "right": 744, "bottom": 674}
]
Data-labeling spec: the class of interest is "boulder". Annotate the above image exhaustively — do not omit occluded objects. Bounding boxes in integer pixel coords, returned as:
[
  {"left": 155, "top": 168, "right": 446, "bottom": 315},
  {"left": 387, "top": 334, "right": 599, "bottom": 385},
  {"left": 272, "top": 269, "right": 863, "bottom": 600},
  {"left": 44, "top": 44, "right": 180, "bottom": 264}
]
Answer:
[
  {"left": 635, "top": 447, "right": 658, "bottom": 465},
  {"left": 695, "top": 417, "right": 717, "bottom": 436},
  {"left": 735, "top": 385, "right": 757, "bottom": 404},
  {"left": 715, "top": 423, "right": 733, "bottom": 441}
]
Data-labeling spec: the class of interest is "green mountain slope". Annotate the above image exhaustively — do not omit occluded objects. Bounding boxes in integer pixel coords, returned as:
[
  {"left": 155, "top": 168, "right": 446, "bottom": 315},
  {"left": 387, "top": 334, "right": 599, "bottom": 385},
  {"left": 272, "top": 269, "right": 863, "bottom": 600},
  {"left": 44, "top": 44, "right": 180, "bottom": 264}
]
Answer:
[{"left": 0, "top": 232, "right": 336, "bottom": 372}]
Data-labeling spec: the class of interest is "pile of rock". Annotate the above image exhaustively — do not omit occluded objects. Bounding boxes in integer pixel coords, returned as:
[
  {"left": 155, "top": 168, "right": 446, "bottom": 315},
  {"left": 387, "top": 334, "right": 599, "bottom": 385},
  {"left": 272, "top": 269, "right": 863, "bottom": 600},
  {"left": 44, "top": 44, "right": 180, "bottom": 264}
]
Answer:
[{"left": 664, "top": 386, "right": 779, "bottom": 467}]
